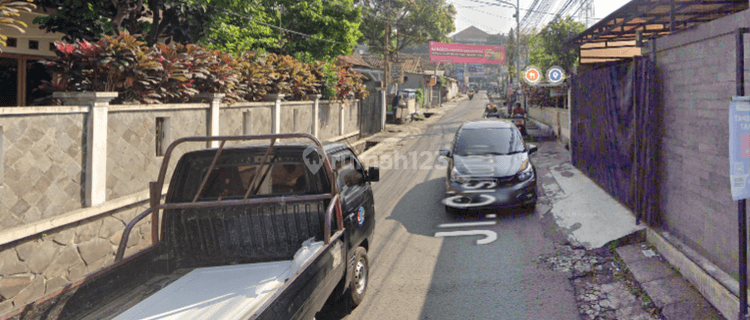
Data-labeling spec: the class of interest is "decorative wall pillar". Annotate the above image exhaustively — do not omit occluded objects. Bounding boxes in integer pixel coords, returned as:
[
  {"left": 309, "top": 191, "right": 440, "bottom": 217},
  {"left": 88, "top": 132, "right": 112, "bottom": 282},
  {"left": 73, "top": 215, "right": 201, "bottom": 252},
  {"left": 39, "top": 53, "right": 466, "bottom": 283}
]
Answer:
[
  {"left": 203, "top": 93, "right": 225, "bottom": 148},
  {"left": 379, "top": 88, "right": 386, "bottom": 131},
  {"left": 265, "top": 94, "right": 285, "bottom": 134},
  {"left": 53, "top": 92, "right": 118, "bottom": 207},
  {"left": 308, "top": 94, "right": 322, "bottom": 139},
  {"left": 339, "top": 102, "right": 346, "bottom": 136}
]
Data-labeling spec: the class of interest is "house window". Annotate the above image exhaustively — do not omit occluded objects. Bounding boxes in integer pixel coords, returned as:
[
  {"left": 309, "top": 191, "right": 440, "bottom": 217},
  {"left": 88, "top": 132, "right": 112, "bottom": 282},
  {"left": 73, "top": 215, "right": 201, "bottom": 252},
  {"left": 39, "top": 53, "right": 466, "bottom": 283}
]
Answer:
[
  {"left": 6, "top": 38, "right": 17, "bottom": 47},
  {"left": 155, "top": 117, "right": 171, "bottom": 156},
  {"left": 0, "top": 58, "right": 18, "bottom": 106},
  {"left": 28, "top": 40, "right": 39, "bottom": 50},
  {"left": 49, "top": 43, "right": 55, "bottom": 51},
  {"left": 26, "top": 60, "right": 52, "bottom": 106}
]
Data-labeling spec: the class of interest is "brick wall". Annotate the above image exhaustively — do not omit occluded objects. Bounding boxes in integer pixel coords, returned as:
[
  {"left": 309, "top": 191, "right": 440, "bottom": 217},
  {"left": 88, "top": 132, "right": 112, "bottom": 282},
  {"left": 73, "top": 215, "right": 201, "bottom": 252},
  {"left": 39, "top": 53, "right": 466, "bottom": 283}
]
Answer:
[{"left": 650, "top": 9, "right": 750, "bottom": 278}]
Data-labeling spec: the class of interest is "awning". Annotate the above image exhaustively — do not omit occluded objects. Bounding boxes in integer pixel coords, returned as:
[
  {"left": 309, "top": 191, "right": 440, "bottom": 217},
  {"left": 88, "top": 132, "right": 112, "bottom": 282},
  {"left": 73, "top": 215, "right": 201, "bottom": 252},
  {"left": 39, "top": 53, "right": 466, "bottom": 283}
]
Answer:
[{"left": 571, "top": 0, "right": 748, "bottom": 63}]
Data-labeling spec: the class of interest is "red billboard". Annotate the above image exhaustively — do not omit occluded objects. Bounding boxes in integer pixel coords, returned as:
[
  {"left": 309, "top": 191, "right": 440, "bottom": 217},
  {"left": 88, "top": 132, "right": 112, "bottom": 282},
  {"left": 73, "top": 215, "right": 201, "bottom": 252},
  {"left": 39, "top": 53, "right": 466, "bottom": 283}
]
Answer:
[{"left": 429, "top": 41, "right": 506, "bottom": 65}]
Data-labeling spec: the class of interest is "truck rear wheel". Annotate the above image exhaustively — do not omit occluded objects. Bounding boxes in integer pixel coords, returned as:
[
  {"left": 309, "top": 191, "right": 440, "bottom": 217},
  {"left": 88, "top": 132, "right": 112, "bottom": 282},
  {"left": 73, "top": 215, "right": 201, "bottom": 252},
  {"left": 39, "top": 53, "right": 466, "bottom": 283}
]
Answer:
[{"left": 349, "top": 247, "right": 368, "bottom": 308}]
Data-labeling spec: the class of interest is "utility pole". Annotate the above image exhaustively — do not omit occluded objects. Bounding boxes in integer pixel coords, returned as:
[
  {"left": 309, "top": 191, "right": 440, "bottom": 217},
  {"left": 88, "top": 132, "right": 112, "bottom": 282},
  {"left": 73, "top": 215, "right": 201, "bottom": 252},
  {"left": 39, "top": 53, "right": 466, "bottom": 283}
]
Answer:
[
  {"left": 384, "top": 0, "right": 390, "bottom": 119},
  {"left": 516, "top": 0, "right": 520, "bottom": 106}
]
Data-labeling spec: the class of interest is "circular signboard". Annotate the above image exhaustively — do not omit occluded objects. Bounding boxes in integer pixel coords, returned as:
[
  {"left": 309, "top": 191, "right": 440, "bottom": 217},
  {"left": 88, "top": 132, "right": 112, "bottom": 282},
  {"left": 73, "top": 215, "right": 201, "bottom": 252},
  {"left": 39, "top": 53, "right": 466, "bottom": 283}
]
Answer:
[
  {"left": 523, "top": 66, "right": 542, "bottom": 85},
  {"left": 547, "top": 66, "right": 565, "bottom": 84}
]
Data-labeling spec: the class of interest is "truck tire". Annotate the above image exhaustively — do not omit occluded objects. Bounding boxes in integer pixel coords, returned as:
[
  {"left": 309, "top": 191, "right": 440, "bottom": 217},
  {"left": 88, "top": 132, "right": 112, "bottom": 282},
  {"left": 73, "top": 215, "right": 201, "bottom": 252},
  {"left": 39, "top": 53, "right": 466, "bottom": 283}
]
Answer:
[{"left": 349, "top": 247, "right": 368, "bottom": 308}]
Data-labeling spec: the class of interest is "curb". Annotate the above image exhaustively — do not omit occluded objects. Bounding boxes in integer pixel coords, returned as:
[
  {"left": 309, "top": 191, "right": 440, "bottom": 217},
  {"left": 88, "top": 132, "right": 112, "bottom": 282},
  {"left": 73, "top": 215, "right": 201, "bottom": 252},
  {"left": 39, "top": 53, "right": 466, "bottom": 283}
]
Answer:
[{"left": 646, "top": 228, "right": 738, "bottom": 320}]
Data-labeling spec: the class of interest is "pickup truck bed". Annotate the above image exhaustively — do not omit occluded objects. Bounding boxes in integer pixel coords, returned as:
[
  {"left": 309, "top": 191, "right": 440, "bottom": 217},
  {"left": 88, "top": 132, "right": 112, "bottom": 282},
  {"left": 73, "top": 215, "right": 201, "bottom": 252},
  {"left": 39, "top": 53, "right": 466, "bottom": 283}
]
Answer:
[{"left": 82, "top": 240, "right": 324, "bottom": 320}]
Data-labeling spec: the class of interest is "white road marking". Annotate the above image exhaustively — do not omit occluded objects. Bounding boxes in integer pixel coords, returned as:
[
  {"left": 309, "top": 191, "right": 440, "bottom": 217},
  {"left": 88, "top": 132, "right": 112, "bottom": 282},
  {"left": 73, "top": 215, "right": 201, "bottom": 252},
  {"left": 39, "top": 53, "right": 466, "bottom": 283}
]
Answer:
[
  {"left": 486, "top": 214, "right": 497, "bottom": 219},
  {"left": 434, "top": 230, "right": 498, "bottom": 245},
  {"left": 438, "top": 221, "right": 497, "bottom": 228}
]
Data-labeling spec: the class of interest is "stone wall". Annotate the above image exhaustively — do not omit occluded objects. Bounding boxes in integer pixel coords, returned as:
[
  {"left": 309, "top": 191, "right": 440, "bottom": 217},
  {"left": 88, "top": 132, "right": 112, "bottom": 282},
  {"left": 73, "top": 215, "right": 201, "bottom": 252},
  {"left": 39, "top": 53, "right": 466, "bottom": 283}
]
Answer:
[
  {"left": 345, "top": 101, "right": 360, "bottom": 135},
  {"left": 107, "top": 105, "right": 208, "bottom": 199},
  {"left": 0, "top": 96, "right": 362, "bottom": 318},
  {"left": 0, "top": 201, "right": 151, "bottom": 315},
  {"left": 280, "top": 102, "right": 314, "bottom": 135},
  {"left": 0, "top": 109, "right": 87, "bottom": 229},
  {"left": 644, "top": 9, "right": 750, "bottom": 282},
  {"left": 220, "top": 103, "right": 274, "bottom": 138},
  {"left": 318, "top": 101, "right": 341, "bottom": 141}
]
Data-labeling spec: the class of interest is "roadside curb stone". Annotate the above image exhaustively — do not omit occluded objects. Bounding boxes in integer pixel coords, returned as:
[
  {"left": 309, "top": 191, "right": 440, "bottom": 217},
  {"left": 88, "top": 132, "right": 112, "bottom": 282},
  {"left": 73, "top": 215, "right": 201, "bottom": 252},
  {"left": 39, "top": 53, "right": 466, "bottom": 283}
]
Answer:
[{"left": 615, "top": 243, "right": 725, "bottom": 320}]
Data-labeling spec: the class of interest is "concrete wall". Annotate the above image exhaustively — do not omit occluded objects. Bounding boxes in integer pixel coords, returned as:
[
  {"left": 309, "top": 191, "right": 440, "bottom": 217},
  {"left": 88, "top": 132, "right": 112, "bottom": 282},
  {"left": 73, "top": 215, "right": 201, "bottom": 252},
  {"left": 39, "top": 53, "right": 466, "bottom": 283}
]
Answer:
[
  {"left": 528, "top": 106, "right": 570, "bottom": 144},
  {"left": 644, "top": 8, "right": 750, "bottom": 287},
  {"left": 0, "top": 96, "right": 360, "bottom": 317}
]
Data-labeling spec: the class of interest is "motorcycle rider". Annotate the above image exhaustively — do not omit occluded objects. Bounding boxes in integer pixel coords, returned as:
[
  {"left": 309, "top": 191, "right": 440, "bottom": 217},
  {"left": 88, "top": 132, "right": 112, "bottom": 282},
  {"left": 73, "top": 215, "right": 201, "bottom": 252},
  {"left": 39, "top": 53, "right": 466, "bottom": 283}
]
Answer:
[
  {"left": 511, "top": 102, "right": 528, "bottom": 136},
  {"left": 484, "top": 102, "right": 499, "bottom": 118}
]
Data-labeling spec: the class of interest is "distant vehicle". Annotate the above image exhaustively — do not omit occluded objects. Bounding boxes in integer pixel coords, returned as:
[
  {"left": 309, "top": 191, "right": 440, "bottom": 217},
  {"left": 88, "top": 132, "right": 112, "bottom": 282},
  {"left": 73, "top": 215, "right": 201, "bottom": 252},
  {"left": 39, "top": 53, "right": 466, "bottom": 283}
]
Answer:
[
  {"left": 439, "top": 120, "right": 538, "bottom": 214},
  {"left": 21, "top": 134, "right": 379, "bottom": 320}
]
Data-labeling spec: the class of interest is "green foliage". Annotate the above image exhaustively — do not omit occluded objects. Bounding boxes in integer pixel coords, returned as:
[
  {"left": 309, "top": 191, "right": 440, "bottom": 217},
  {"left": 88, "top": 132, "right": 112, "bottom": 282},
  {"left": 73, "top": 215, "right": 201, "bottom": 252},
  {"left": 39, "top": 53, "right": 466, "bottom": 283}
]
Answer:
[
  {"left": 33, "top": 0, "right": 214, "bottom": 45},
  {"left": 528, "top": 16, "right": 585, "bottom": 74},
  {"left": 0, "top": 0, "right": 35, "bottom": 51},
  {"left": 203, "top": 0, "right": 362, "bottom": 62},
  {"left": 311, "top": 61, "right": 338, "bottom": 100},
  {"left": 415, "top": 88, "right": 423, "bottom": 108},
  {"left": 359, "top": 0, "right": 456, "bottom": 55},
  {"left": 41, "top": 37, "right": 368, "bottom": 104},
  {"left": 436, "top": 76, "right": 446, "bottom": 87}
]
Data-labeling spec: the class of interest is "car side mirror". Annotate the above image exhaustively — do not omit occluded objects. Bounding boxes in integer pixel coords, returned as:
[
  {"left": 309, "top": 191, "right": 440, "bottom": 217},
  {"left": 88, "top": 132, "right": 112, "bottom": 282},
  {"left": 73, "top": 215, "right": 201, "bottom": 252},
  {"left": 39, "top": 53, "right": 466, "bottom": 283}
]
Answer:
[
  {"left": 528, "top": 144, "right": 538, "bottom": 155},
  {"left": 439, "top": 148, "right": 452, "bottom": 158},
  {"left": 367, "top": 167, "right": 380, "bottom": 182}
]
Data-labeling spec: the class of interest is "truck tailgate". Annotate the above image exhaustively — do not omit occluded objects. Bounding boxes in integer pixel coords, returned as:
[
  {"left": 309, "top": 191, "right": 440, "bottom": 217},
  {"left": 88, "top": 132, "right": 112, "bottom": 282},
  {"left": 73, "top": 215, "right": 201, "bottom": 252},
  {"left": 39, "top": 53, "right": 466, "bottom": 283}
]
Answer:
[{"left": 112, "top": 261, "right": 293, "bottom": 320}]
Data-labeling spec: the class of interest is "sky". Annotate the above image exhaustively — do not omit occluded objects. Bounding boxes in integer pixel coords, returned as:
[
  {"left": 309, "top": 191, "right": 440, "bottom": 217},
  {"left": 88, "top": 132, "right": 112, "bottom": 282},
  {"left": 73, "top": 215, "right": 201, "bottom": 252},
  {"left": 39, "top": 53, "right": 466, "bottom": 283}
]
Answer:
[{"left": 448, "top": 0, "right": 631, "bottom": 36}]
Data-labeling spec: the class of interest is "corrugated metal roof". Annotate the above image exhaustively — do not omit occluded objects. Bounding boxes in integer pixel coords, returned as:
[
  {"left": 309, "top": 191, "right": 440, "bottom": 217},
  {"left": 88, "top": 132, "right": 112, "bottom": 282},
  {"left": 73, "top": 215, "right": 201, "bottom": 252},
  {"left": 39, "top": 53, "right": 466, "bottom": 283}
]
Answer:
[{"left": 572, "top": 0, "right": 748, "bottom": 62}]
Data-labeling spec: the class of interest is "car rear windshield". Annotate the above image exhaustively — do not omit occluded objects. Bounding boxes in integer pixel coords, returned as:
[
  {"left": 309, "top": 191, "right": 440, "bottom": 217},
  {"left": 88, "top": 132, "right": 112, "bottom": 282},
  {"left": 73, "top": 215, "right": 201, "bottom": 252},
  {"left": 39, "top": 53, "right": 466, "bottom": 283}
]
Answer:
[{"left": 455, "top": 128, "right": 524, "bottom": 156}]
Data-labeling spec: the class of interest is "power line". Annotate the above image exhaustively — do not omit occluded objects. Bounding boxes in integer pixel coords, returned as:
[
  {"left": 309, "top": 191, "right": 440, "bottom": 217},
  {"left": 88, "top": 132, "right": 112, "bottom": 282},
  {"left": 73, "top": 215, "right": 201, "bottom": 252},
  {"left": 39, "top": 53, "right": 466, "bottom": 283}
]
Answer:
[{"left": 453, "top": 4, "right": 516, "bottom": 21}]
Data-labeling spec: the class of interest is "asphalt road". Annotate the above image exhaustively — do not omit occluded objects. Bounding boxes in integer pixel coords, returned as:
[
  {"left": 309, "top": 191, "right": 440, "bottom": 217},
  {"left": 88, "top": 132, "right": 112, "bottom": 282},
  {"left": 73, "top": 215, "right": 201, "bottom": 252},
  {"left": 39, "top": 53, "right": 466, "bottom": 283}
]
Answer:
[{"left": 318, "top": 93, "right": 580, "bottom": 320}]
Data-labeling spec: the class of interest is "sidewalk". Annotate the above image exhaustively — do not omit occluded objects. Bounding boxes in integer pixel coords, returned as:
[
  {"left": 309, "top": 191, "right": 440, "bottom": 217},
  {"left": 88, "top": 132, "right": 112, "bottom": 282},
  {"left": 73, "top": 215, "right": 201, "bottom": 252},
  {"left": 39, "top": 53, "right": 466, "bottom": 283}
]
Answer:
[{"left": 537, "top": 142, "right": 725, "bottom": 320}]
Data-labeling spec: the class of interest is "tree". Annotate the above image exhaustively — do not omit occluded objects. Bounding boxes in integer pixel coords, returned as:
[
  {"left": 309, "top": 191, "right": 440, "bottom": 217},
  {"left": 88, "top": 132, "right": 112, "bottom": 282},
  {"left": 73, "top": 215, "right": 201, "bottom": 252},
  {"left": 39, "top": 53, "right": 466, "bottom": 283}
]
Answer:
[
  {"left": 506, "top": 27, "right": 533, "bottom": 84},
  {"left": 32, "top": 0, "right": 214, "bottom": 45},
  {"left": 195, "top": 0, "right": 362, "bottom": 61},
  {"left": 358, "top": 0, "right": 456, "bottom": 56},
  {"left": 1, "top": 0, "right": 35, "bottom": 52},
  {"left": 528, "top": 16, "right": 585, "bottom": 74}
]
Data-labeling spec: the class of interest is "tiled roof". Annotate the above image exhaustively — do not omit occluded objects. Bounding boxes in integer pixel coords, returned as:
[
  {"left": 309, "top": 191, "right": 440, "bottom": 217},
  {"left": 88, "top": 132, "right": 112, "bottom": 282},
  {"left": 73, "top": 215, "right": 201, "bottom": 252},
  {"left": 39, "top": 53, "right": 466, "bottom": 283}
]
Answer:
[
  {"left": 336, "top": 53, "right": 372, "bottom": 68},
  {"left": 451, "top": 26, "right": 490, "bottom": 42},
  {"left": 357, "top": 54, "right": 423, "bottom": 74}
]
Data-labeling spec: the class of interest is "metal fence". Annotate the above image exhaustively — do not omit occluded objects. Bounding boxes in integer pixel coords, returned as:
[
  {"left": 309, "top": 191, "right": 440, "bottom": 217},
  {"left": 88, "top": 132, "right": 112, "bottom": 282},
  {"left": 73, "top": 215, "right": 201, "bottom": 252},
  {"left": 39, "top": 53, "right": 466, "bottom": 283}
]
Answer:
[
  {"left": 359, "top": 93, "right": 383, "bottom": 137},
  {"left": 570, "top": 56, "right": 659, "bottom": 225}
]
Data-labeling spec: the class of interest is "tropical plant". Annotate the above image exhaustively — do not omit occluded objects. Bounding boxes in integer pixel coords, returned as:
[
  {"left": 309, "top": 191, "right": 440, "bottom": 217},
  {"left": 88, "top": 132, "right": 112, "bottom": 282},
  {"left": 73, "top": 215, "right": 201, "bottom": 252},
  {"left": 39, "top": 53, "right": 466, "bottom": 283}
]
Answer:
[
  {"left": 0, "top": 0, "right": 35, "bottom": 52},
  {"left": 40, "top": 37, "right": 368, "bottom": 104}
]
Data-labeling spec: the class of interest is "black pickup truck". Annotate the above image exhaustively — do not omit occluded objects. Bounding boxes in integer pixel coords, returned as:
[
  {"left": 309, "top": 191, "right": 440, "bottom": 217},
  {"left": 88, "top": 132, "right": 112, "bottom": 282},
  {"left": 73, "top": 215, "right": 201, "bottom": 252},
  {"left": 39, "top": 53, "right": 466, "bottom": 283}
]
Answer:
[{"left": 11, "top": 133, "right": 378, "bottom": 320}]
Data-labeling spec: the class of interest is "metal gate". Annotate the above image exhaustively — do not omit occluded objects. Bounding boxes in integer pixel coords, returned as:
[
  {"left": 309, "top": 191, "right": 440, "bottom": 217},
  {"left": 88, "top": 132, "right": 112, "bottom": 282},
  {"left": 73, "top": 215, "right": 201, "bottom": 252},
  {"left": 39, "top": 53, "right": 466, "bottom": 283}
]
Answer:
[
  {"left": 570, "top": 56, "right": 659, "bottom": 225},
  {"left": 359, "top": 92, "right": 383, "bottom": 137}
]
